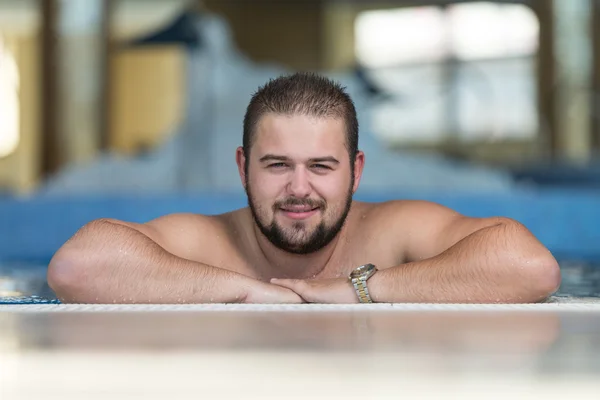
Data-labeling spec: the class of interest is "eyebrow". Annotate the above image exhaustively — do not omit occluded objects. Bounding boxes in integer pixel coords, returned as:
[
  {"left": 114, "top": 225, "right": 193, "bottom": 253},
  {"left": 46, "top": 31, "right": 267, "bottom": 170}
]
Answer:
[{"left": 259, "top": 154, "right": 340, "bottom": 164}]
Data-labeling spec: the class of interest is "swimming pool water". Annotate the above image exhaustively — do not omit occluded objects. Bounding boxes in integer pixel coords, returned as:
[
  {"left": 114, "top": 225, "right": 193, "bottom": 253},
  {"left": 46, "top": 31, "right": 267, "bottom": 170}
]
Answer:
[{"left": 1, "top": 261, "right": 599, "bottom": 304}]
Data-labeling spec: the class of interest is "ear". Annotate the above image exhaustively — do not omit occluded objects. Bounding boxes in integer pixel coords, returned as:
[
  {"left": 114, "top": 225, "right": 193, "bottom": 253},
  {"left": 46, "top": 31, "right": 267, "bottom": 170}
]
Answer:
[
  {"left": 235, "top": 147, "right": 247, "bottom": 189},
  {"left": 352, "top": 151, "right": 365, "bottom": 194}
]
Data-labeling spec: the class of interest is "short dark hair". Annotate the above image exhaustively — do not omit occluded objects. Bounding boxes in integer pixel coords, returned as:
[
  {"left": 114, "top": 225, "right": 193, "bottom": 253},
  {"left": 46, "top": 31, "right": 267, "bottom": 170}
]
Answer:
[{"left": 242, "top": 72, "right": 359, "bottom": 162}]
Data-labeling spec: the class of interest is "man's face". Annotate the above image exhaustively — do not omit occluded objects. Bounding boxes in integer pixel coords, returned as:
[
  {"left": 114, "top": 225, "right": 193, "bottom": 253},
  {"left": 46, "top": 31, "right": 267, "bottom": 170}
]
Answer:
[{"left": 239, "top": 114, "right": 362, "bottom": 254}]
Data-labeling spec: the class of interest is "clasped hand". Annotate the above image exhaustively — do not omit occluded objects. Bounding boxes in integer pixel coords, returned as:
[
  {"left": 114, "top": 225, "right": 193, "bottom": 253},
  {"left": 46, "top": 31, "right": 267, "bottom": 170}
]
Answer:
[{"left": 243, "top": 276, "right": 359, "bottom": 304}]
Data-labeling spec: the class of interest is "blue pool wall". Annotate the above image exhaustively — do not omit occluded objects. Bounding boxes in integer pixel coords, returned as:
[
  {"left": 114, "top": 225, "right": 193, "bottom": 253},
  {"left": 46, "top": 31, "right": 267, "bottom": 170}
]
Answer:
[{"left": 1, "top": 188, "right": 599, "bottom": 265}]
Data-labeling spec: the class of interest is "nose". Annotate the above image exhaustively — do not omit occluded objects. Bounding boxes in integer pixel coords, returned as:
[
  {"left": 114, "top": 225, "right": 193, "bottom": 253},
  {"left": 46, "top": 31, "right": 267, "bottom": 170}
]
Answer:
[{"left": 287, "top": 166, "right": 312, "bottom": 198}]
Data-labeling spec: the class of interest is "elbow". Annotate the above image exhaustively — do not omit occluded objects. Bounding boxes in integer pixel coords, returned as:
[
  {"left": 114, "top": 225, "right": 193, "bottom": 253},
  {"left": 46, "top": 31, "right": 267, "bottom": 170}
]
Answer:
[
  {"left": 47, "top": 250, "right": 87, "bottom": 303},
  {"left": 500, "top": 219, "right": 562, "bottom": 301},
  {"left": 527, "top": 255, "right": 562, "bottom": 302},
  {"left": 47, "top": 218, "right": 113, "bottom": 303}
]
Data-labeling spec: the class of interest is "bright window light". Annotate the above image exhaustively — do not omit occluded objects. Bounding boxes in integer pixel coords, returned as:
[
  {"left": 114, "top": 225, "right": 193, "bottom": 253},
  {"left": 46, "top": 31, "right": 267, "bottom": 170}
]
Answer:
[
  {"left": 355, "top": 2, "right": 538, "bottom": 66},
  {"left": 355, "top": 6, "right": 447, "bottom": 68},
  {"left": 0, "top": 35, "right": 20, "bottom": 158},
  {"left": 355, "top": 2, "right": 539, "bottom": 142},
  {"left": 449, "top": 2, "right": 539, "bottom": 60}
]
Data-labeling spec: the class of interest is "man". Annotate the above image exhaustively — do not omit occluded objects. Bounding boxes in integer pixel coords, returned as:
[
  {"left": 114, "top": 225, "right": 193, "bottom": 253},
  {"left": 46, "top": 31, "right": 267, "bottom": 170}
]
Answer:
[{"left": 48, "top": 73, "right": 561, "bottom": 304}]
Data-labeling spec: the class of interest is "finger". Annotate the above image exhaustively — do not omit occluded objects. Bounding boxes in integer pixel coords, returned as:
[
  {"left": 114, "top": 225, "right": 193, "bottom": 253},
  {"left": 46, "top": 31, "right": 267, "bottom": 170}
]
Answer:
[
  {"left": 270, "top": 278, "right": 307, "bottom": 293},
  {"left": 243, "top": 281, "right": 305, "bottom": 304},
  {"left": 256, "top": 284, "right": 305, "bottom": 304},
  {"left": 271, "top": 279, "right": 314, "bottom": 303},
  {"left": 276, "top": 287, "right": 305, "bottom": 304}
]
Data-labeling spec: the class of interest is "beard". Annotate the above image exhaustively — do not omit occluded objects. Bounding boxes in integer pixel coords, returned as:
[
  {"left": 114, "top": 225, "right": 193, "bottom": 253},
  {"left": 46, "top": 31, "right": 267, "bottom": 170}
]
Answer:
[{"left": 245, "top": 173, "right": 354, "bottom": 255}]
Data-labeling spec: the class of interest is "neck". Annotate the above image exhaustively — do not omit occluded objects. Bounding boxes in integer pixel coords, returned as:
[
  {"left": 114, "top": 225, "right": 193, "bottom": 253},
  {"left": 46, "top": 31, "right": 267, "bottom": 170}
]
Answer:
[{"left": 252, "top": 223, "right": 344, "bottom": 280}]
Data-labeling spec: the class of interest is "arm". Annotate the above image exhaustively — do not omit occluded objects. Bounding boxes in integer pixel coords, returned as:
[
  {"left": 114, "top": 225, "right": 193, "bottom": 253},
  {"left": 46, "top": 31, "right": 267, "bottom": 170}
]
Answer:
[
  {"left": 368, "top": 202, "right": 561, "bottom": 303},
  {"left": 271, "top": 201, "right": 561, "bottom": 304},
  {"left": 48, "top": 217, "right": 302, "bottom": 304}
]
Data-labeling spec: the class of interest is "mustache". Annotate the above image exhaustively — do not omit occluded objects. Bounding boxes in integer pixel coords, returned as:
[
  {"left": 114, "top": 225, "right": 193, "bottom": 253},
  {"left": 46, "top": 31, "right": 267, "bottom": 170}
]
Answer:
[{"left": 273, "top": 198, "right": 326, "bottom": 210}]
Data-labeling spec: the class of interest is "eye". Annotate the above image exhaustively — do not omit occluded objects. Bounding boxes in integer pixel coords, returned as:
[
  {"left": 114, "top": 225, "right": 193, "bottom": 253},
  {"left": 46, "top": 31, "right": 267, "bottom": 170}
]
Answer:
[
  {"left": 311, "top": 164, "right": 331, "bottom": 170},
  {"left": 268, "top": 163, "right": 287, "bottom": 169}
]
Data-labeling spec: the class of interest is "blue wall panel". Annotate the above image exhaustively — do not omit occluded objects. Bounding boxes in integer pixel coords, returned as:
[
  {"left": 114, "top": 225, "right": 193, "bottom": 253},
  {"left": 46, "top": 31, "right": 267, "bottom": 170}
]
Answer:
[{"left": 1, "top": 189, "right": 599, "bottom": 264}]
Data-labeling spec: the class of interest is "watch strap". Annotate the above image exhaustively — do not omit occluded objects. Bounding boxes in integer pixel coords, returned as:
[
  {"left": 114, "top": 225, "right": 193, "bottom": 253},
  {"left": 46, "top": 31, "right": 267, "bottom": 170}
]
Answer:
[{"left": 352, "top": 276, "right": 373, "bottom": 303}]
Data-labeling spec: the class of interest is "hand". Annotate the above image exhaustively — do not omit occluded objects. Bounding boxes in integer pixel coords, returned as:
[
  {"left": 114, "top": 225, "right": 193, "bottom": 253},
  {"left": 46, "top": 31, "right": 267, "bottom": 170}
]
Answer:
[
  {"left": 270, "top": 277, "right": 358, "bottom": 304},
  {"left": 242, "top": 280, "right": 305, "bottom": 304}
]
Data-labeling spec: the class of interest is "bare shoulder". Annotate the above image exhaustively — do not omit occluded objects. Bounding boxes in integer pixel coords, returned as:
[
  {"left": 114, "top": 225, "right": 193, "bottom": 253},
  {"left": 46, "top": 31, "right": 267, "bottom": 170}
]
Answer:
[
  {"left": 348, "top": 200, "right": 454, "bottom": 242},
  {"left": 352, "top": 199, "right": 464, "bottom": 228},
  {"left": 144, "top": 212, "right": 228, "bottom": 236},
  {"left": 105, "top": 211, "right": 242, "bottom": 263},
  {"left": 364, "top": 199, "right": 506, "bottom": 230},
  {"left": 352, "top": 200, "right": 504, "bottom": 262}
]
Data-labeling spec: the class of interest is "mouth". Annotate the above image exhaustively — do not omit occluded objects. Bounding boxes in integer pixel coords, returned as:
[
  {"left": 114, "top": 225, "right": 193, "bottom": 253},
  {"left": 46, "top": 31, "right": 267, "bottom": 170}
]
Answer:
[{"left": 279, "top": 206, "right": 320, "bottom": 220}]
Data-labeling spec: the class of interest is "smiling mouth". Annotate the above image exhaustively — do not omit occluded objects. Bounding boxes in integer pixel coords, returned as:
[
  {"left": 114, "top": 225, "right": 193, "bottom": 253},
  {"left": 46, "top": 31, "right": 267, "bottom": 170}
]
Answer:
[
  {"left": 280, "top": 206, "right": 319, "bottom": 213},
  {"left": 278, "top": 206, "right": 320, "bottom": 220}
]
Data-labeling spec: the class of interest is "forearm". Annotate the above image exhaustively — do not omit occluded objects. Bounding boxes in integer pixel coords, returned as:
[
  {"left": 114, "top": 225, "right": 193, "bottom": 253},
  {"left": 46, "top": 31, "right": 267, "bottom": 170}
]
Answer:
[
  {"left": 369, "top": 221, "right": 561, "bottom": 303},
  {"left": 48, "top": 220, "right": 251, "bottom": 304}
]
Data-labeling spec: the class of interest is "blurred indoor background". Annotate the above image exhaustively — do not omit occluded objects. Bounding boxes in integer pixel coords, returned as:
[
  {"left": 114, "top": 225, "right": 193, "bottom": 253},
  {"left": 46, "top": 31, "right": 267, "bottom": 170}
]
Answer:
[
  {"left": 1, "top": 0, "right": 600, "bottom": 294},
  {"left": 2, "top": 0, "right": 600, "bottom": 196}
]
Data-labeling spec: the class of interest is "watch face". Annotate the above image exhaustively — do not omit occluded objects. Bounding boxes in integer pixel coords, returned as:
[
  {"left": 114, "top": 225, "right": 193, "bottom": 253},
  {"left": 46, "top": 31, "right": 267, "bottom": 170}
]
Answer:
[{"left": 350, "top": 264, "right": 376, "bottom": 279}]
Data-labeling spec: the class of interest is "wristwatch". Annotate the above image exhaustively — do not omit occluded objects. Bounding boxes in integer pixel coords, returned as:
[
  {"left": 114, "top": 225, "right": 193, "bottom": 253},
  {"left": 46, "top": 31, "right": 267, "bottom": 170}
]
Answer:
[{"left": 349, "top": 263, "right": 378, "bottom": 303}]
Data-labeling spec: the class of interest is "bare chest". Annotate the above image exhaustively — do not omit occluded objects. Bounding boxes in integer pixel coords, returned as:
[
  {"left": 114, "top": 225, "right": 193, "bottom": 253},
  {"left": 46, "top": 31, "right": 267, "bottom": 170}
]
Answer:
[
  {"left": 198, "top": 210, "right": 404, "bottom": 280},
  {"left": 318, "top": 235, "right": 403, "bottom": 279}
]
